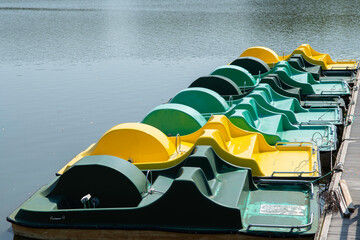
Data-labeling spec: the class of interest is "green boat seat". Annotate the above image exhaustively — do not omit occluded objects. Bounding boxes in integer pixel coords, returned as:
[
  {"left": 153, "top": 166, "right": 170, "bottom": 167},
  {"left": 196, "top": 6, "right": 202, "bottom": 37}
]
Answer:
[
  {"left": 289, "top": 55, "right": 355, "bottom": 84},
  {"left": 226, "top": 57, "right": 303, "bottom": 100},
  {"left": 230, "top": 97, "right": 337, "bottom": 151},
  {"left": 247, "top": 84, "right": 343, "bottom": 126},
  {"left": 229, "top": 57, "right": 270, "bottom": 75},
  {"left": 229, "top": 107, "right": 337, "bottom": 152},
  {"left": 260, "top": 73, "right": 346, "bottom": 109},
  {"left": 258, "top": 61, "right": 351, "bottom": 97},
  {"left": 259, "top": 74, "right": 302, "bottom": 101},
  {"left": 288, "top": 55, "right": 322, "bottom": 80}
]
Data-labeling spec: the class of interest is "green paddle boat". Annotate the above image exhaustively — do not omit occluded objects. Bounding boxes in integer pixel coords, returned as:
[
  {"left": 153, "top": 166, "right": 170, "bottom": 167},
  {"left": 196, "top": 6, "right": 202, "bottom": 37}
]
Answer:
[
  {"left": 8, "top": 146, "right": 320, "bottom": 239},
  {"left": 143, "top": 88, "right": 337, "bottom": 153}
]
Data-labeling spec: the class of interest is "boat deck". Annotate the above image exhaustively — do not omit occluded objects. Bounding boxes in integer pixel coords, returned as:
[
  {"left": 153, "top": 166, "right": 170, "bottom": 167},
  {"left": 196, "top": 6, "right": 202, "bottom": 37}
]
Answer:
[{"left": 317, "top": 71, "right": 360, "bottom": 239}]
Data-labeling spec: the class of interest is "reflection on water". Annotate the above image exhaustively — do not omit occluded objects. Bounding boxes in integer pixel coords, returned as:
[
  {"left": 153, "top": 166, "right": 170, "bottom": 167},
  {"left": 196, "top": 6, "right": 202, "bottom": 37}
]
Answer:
[
  {"left": 12, "top": 232, "right": 313, "bottom": 240},
  {"left": 1, "top": 0, "right": 359, "bottom": 239}
]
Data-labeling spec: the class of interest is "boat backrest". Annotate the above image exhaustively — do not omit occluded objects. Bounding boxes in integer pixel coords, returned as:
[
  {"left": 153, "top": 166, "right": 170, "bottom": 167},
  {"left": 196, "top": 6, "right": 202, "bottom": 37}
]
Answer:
[
  {"left": 240, "top": 46, "right": 280, "bottom": 65},
  {"left": 249, "top": 89, "right": 273, "bottom": 103},
  {"left": 234, "top": 98, "right": 260, "bottom": 121},
  {"left": 298, "top": 44, "right": 312, "bottom": 56},
  {"left": 170, "top": 87, "right": 230, "bottom": 114},
  {"left": 287, "top": 58, "right": 305, "bottom": 71},
  {"left": 210, "top": 65, "right": 258, "bottom": 88},
  {"left": 48, "top": 155, "right": 146, "bottom": 209},
  {"left": 189, "top": 75, "right": 242, "bottom": 96},
  {"left": 142, "top": 103, "right": 207, "bottom": 136},
  {"left": 230, "top": 57, "right": 270, "bottom": 75}
]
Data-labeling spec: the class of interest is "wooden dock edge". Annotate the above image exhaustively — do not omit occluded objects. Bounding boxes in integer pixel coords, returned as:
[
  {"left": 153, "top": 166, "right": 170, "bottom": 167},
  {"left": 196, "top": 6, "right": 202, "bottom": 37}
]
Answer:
[{"left": 315, "top": 71, "right": 360, "bottom": 240}]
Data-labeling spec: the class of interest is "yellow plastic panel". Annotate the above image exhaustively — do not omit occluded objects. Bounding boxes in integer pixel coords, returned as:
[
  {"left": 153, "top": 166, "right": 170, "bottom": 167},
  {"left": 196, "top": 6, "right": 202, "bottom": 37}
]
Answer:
[
  {"left": 58, "top": 115, "right": 319, "bottom": 178},
  {"left": 292, "top": 44, "right": 358, "bottom": 70},
  {"left": 240, "top": 46, "right": 289, "bottom": 66},
  {"left": 90, "top": 123, "right": 176, "bottom": 163}
]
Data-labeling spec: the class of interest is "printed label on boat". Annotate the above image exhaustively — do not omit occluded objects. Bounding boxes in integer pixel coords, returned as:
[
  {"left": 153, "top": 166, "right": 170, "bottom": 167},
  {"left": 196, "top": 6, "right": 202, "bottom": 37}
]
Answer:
[{"left": 259, "top": 204, "right": 306, "bottom": 216}]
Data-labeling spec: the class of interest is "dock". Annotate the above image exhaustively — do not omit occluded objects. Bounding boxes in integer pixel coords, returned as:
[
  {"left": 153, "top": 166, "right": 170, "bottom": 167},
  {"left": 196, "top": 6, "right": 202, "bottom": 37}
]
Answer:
[{"left": 317, "top": 71, "right": 360, "bottom": 239}]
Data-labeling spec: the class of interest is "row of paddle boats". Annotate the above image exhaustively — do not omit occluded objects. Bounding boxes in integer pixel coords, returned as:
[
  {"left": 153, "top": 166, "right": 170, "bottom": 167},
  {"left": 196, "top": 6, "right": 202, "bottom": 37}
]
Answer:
[{"left": 8, "top": 45, "right": 359, "bottom": 239}]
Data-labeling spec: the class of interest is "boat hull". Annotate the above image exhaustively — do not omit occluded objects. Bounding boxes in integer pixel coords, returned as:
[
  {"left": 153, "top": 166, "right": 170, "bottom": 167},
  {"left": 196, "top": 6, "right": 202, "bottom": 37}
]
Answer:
[{"left": 11, "top": 223, "right": 315, "bottom": 240}]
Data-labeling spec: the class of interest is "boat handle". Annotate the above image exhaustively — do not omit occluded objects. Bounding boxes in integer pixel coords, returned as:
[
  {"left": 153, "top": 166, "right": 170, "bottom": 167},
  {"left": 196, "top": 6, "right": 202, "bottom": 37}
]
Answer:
[
  {"left": 320, "top": 91, "right": 346, "bottom": 94},
  {"left": 330, "top": 64, "right": 356, "bottom": 69},
  {"left": 336, "top": 59, "right": 357, "bottom": 62},
  {"left": 273, "top": 159, "right": 317, "bottom": 179},
  {"left": 275, "top": 142, "right": 314, "bottom": 148},
  {"left": 228, "top": 95, "right": 233, "bottom": 106},
  {"left": 301, "top": 120, "right": 337, "bottom": 125},
  {"left": 271, "top": 169, "right": 316, "bottom": 178},
  {"left": 247, "top": 213, "right": 314, "bottom": 232}
]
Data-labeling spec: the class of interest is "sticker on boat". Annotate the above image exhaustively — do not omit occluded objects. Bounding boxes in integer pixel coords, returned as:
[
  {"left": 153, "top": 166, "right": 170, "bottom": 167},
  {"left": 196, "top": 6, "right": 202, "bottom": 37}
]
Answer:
[{"left": 260, "top": 204, "right": 306, "bottom": 216}]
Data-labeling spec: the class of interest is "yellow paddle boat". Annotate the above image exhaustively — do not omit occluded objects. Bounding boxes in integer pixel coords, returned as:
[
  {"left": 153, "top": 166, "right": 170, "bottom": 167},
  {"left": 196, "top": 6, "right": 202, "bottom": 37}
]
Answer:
[
  {"left": 293, "top": 44, "right": 359, "bottom": 71},
  {"left": 240, "top": 44, "right": 359, "bottom": 72},
  {"left": 58, "top": 115, "right": 320, "bottom": 178}
]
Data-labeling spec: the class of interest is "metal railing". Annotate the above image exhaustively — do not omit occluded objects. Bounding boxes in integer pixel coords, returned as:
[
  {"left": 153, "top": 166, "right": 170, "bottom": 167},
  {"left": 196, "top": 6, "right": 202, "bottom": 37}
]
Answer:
[{"left": 247, "top": 213, "right": 314, "bottom": 232}]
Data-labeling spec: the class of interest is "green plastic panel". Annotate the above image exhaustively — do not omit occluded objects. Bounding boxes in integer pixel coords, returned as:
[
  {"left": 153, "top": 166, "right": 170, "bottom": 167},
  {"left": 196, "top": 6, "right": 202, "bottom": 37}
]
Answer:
[
  {"left": 48, "top": 155, "right": 146, "bottom": 209},
  {"left": 230, "top": 57, "right": 270, "bottom": 75},
  {"left": 170, "top": 87, "right": 230, "bottom": 114},
  {"left": 189, "top": 75, "right": 242, "bottom": 96},
  {"left": 210, "top": 65, "right": 258, "bottom": 88},
  {"left": 142, "top": 103, "right": 207, "bottom": 136},
  {"left": 259, "top": 61, "right": 350, "bottom": 96}
]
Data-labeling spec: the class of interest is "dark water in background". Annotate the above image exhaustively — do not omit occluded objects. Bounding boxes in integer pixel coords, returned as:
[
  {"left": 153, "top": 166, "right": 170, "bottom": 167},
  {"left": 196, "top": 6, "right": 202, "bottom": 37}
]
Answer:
[{"left": 0, "top": 0, "right": 359, "bottom": 239}]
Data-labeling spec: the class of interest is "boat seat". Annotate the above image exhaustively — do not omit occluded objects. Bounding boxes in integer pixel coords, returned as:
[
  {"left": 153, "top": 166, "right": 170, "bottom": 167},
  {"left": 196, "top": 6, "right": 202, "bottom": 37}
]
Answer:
[
  {"left": 240, "top": 44, "right": 359, "bottom": 71},
  {"left": 289, "top": 54, "right": 322, "bottom": 80},
  {"left": 259, "top": 75, "right": 301, "bottom": 100}
]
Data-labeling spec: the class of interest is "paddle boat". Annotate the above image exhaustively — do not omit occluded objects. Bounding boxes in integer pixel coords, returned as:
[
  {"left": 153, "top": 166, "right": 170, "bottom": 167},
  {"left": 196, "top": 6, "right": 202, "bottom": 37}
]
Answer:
[
  {"left": 209, "top": 65, "right": 259, "bottom": 95},
  {"left": 287, "top": 54, "right": 322, "bottom": 80},
  {"left": 257, "top": 61, "right": 351, "bottom": 99},
  {"left": 190, "top": 74, "right": 303, "bottom": 103},
  {"left": 189, "top": 83, "right": 343, "bottom": 128},
  {"left": 292, "top": 44, "right": 359, "bottom": 74},
  {"left": 8, "top": 145, "right": 320, "bottom": 239},
  {"left": 192, "top": 64, "right": 347, "bottom": 109},
  {"left": 287, "top": 54, "right": 356, "bottom": 85},
  {"left": 231, "top": 55, "right": 354, "bottom": 89},
  {"left": 240, "top": 44, "right": 359, "bottom": 74},
  {"left": 58, "top": 115, "right": 320, "bottom": 178},
  {"left": 189, "top": 75, "right": 246, "bottom": 100},
  {"left": 143, "top": 87, "right": 336, "bottom": 170},
  {"left": 230, "top": 56, "right": 271, "bottom": 75},
  {"left": 248, "top": 84, "right": 343, "bottom": 129}
]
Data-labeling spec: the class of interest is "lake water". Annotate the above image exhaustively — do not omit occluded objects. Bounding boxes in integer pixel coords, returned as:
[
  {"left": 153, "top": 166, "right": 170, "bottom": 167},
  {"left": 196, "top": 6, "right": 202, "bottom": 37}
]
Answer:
[{"left": 1, "top": 0, "right": 359, "bottom": 239}]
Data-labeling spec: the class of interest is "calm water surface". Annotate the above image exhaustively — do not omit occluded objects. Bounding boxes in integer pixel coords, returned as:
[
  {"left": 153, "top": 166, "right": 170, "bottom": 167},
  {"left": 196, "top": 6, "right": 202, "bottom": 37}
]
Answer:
[{"left": 1, "top": 0, "right": 359, "bottom": 239}]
